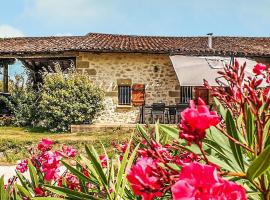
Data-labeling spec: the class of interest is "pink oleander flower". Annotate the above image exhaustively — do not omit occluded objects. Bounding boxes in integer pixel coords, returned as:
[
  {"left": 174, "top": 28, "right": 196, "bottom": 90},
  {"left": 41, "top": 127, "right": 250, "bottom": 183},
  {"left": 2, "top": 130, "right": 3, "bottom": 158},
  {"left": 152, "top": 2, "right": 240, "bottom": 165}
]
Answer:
[
  {"left": 38, "top": 138, "right": 53, "bottom": 151},
  {"left": 127, "top": 157, "right": 163, "bottom": 200},
  {"left": 180, "top": 98, "right": 220, "bottom": 144},
  {"left": 35, "top": 187, "right": 45, "bottom": 197},
  {"left": 253, "top": 63, "right": 267, "bottom": 75},
  {"left": 171, "top": 162, "right": 246, "bottom": 200},
  {"left": 232, "top": 86, "right": 242, "bottom": 102},
  {"left": 62, "top": 146, "right": 76, "bottom": 157},
  {"left": 99, "top": 155, "right": 107, "bottom": 168},
  {"left": 16, "top": 159, "right": 28, "bottom": 173},
  {"left": 41, "top": 151, "right": 62, "bottom": 181},
  {"left": 66, "top": 174, "right": 80, "bottom": 190},
  {"left": 120, "top": 142, "right": 128, "bottom": 154},
  {"left": 267, "top": 74, "right": 270, "bottom": 83}
]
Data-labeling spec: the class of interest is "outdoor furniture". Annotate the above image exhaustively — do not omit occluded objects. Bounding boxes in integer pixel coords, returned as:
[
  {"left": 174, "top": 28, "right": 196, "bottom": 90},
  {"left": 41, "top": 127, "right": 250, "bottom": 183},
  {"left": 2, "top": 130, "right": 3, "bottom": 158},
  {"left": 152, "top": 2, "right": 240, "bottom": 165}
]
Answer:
[
  {"left": 175, "top": 103, "right": 189, "bottom": 123},
  {"left": 151, "top": 103, "right": 166, "bottom": 123},
  {"left": 165, "top": 105, "right": 177, "bottom": 124}
]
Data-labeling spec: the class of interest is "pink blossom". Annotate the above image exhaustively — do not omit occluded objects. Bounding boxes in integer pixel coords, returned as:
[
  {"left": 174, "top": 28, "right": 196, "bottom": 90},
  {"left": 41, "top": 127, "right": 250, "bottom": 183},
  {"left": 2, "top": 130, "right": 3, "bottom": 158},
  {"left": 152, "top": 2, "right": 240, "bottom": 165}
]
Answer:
[
  {"left": 127, "top": 157, "right": 163, "bottom": 200},
  {"left": 34, "top": 187, "right": 45, "bottom": 196},
  {"left": 38, "top": 138, "right": 53, "bottom": 151},
  {"left": 171, "top": 162, "right": 246, "bottom": 200},
  {"left": 66, "top": 174, "right": 80, "bottom": 190},
  {"left": 62, "top": 146, "right": 76, "bottom": 157},
  {"left": 180, "top": 98, "right": 220, "bottom": 144},
  {"left": 41, "top": 151, "right": 62, "bottom": 181},
  {"left": 120, "top": 142, "right": 128, "bottom": 154},
  {"left": 267, "top": 74, "right": 270, "bottom": 83},
  {"left": 16, "top": 159, "right": 28, "bottom": 173},
  {"left": 232, "top": 86, "right": 242, "bottom": 102},
  {"left": 99, "top": 155, "right": 107, "bottom": 168},
  {"left": 253, "top": 63, "right": 267, "bottom": 75}
]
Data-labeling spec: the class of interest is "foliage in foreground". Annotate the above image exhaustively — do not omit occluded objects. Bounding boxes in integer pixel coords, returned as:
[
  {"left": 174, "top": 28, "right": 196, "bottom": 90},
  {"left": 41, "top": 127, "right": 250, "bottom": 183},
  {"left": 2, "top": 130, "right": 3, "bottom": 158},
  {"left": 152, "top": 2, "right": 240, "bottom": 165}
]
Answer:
[
  {"left": 2, "top": 72, "right": 104, "bottom": 132},
  {"left": 3, "top": 61, "right": 270, "bottom": 199}
]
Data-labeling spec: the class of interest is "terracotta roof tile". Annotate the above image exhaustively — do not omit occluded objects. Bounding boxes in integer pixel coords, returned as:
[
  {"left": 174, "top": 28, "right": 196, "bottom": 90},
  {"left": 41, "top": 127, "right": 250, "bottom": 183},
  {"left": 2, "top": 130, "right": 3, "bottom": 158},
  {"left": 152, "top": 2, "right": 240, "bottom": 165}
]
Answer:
[{"left": 0, "top": 33, "right": 270, "bottom": 57}]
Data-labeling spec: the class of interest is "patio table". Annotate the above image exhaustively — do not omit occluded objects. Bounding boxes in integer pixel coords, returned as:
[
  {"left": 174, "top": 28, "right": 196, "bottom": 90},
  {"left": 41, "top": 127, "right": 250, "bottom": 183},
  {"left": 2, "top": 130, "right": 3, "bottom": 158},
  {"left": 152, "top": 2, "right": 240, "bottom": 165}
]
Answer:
[{"left": 139, "top": 104, "right": 189, "bottom": 124}]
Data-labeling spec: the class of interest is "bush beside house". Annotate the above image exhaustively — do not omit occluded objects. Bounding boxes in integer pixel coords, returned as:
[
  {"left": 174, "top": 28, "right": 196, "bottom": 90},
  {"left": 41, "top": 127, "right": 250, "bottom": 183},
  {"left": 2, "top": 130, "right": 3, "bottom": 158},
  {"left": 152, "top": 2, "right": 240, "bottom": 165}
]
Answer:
[{"left": 2, "top": 73, "right": 104, "bottom": 132}]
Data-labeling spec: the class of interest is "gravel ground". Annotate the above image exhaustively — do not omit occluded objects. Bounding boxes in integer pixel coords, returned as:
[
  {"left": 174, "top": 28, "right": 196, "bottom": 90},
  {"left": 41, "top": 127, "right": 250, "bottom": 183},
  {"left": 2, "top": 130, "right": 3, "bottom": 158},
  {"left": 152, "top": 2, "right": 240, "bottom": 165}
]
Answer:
[{"left": 0, "top": 165, "right": 30, "bottom": 183}]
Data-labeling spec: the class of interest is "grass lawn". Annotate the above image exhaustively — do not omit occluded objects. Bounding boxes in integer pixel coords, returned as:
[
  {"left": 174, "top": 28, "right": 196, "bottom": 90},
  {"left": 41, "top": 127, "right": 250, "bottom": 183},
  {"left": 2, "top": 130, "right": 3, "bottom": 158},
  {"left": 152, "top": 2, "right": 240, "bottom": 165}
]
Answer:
[{"left": 0, "top": 126, "right": 132, "bottom": 165}]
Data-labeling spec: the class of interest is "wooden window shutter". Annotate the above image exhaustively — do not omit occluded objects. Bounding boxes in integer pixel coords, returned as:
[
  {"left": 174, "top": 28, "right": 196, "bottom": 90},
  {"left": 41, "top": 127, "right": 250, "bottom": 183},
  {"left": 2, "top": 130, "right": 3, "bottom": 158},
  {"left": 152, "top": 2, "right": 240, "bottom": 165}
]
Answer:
[
  {"left": 194, "top": 87, "right": 209, "bottom": 104},
  {"left": 132, "top": 84, "right": 145, "bottom": 106}
]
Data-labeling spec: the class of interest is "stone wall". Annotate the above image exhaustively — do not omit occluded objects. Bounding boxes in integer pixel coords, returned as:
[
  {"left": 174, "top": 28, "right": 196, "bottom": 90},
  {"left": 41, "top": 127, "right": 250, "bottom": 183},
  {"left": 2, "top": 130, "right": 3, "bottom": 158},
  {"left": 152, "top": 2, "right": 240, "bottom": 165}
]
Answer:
[{"left": 76, "top": 52, "right": 180, "bottom": 124}]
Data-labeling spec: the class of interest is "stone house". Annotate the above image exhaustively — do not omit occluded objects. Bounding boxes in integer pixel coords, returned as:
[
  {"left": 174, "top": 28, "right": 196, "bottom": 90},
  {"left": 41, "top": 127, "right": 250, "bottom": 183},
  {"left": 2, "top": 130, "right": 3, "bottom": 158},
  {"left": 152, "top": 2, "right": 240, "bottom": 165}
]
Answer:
[{"left": 1, "top": 33, "right": 270, "bottom": 125}]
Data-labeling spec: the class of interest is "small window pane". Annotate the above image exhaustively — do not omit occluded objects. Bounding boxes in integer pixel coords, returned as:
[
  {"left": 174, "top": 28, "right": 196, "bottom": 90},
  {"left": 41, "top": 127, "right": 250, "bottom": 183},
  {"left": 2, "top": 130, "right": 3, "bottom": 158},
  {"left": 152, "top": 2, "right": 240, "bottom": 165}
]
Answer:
[
  {"left": 118, "top": 86, "right": 131, "bottom": 105},
  {"left": 180, "top": 86, "right": 193, "bottom": 103}
]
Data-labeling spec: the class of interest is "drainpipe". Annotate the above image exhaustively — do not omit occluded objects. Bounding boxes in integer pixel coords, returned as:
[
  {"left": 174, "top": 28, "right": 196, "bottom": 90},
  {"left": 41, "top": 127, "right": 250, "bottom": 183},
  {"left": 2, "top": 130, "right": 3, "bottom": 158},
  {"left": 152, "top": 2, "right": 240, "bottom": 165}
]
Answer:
[{"left": 207, "top": 33, "right": 213, "bottom": 49}]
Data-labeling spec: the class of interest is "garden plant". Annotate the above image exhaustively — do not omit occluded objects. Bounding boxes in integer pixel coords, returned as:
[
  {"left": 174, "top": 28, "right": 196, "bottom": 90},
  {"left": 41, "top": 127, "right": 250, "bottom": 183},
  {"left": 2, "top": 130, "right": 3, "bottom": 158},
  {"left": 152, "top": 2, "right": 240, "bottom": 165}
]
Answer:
[
  {"left": 2, "top": 60, "right": 270, "bottom": 199},
  {"left": 1, "top": 72, "right": 104, "bottom": 132}
]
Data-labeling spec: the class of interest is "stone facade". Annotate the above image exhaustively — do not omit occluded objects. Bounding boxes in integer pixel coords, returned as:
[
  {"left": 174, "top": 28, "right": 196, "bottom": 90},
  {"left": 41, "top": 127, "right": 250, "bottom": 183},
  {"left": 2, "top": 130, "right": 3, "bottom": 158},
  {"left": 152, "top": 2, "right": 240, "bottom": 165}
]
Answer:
[{"left": 76, "top": 52, "right": 180, "bottom": 124}]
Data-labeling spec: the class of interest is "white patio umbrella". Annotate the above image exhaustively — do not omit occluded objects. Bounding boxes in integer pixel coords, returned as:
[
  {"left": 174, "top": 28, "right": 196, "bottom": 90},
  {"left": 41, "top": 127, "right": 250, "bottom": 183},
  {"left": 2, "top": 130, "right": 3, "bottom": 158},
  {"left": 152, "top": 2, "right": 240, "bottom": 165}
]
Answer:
[{"left": 169, "top": 55, "right": 260, "bottom": 86}]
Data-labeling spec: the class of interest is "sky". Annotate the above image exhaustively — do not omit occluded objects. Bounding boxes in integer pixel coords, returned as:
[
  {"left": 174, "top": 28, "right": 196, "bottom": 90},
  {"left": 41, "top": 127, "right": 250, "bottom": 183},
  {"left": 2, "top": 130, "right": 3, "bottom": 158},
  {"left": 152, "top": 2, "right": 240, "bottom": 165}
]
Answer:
[
  {"left": 1, "top": 0, "right": 270, "bottom": 37},
  {"left": 0, "top": 0, "right": 270, "bottom": 79}
]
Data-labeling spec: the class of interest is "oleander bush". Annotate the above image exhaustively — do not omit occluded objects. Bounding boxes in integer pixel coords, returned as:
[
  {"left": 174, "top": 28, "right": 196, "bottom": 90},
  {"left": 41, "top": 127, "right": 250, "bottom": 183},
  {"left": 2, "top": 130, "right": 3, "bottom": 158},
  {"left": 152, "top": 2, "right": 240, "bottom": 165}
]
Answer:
[{"left": 3, "top": 60, "right": 270, "bottom": 199}]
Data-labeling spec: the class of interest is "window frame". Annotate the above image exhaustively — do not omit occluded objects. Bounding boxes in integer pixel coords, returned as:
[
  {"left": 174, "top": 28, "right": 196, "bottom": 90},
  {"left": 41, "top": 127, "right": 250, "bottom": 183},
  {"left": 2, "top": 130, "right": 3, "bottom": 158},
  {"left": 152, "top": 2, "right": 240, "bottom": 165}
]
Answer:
[
  {"left": 118, "top": 85, "right": 132, "bottom": 105},
  {"left": 180, "top": 86, "right": 193, "bottom": 104}
]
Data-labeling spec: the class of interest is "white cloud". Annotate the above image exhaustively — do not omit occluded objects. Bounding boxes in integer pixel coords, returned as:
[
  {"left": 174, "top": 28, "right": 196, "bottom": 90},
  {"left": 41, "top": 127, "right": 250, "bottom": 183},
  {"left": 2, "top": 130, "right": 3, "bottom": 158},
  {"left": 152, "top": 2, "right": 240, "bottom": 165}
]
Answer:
[
  {"left": 55, "top": 33, "right": 73, "bottom": 36},
  {"left": 23, "top": 0, "right": 118, "bottom": 25},
  {"left": 0, "top": 25, "right": 24, "bottom": 38}
]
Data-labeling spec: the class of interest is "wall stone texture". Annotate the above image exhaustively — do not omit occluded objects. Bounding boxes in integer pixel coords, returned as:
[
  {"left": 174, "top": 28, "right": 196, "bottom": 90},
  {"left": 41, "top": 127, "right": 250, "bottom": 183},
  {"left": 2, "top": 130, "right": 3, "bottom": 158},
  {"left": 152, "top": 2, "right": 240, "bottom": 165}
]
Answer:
[{"left": 76, "top": 52, "right": 180, "bottom": 124}]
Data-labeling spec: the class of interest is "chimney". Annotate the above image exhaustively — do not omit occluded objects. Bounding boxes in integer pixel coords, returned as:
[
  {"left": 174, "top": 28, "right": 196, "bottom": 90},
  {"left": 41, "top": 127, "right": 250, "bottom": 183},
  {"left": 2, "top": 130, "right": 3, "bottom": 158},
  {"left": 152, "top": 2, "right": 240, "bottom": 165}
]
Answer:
[{"left": 207, "top": 33, "right": 213, "bottom": 49}]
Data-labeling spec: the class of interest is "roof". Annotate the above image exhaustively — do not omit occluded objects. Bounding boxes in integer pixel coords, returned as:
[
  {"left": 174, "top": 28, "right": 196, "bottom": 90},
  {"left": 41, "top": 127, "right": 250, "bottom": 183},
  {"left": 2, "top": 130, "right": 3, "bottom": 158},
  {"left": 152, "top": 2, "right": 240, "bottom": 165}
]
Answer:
[{"left": 0, "top": 32, "right": 270, "bottom": 57}]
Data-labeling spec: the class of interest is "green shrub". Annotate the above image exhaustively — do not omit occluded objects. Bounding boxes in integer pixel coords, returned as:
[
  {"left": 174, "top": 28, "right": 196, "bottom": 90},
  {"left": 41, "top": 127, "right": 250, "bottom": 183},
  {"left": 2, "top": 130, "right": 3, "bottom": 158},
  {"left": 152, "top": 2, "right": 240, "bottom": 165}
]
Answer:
[
  {"left": 3, "top": 73, "right": 104, "bottom": 132},
  {"left": 36, "top": 73, "right": 104, "bottom": 132},
  {"left": 1, "top": 86, "right": 39, "bottom": 126}
]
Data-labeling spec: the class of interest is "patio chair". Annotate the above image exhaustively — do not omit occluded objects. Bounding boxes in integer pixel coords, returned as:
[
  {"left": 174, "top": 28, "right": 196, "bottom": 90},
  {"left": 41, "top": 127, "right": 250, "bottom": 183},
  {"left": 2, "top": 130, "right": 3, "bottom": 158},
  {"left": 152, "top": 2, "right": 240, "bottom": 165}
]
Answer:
[
  {"left": 175, "top": 103, "right": 189, "bottom": 123},
  {"left": 165, "top": 105, "right": 177, "bottom": 124},
  {"left": 151, "top": 103, "right": 166, "bottom": 124}
]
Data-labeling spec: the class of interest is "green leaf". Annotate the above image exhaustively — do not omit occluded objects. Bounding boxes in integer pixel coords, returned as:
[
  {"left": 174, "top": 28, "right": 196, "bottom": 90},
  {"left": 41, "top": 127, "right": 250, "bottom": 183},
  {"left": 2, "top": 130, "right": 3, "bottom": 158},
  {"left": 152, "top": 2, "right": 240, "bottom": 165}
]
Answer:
[
  {"left": 159, "top": 124, "right": 179, "bottom": 140},
  {"left": 16, "top": 171, "right": 34, "bottom": 194},
  {"left": 245, "top": 104, "right": 255, "bottom": 147},
  {"left": 264, "top": 119, "right": 270, "bottom": 148},
  {"left": 247, "top": 145, "right": 270, "bottom": 180},
  {"left": 0, "top": 176, "right": 6, "bottom": 200},
  {"left": 155, "top": 122, "right": 160, "bottom": 142},
  {"left": 118, "top": 144, "right": 140, "bottom": 199},
  {"left": 115, "top": 137, "right": 133, "bottom": 196},
  {"left": 28, "top": 159, "right": 39, "bottom": 188},
  {"left": 85, "top": 146, "right": 108, "bottom": 185},
  {"left": 226, "top": 110, "right": 245, "bottom": 171},
  {"left": 61, "top": 161, "right": 96, "bottom": 184},
  {"left": 136, "top": 124, "right": 151, "bottom": 145},
  {"left": 32, "top": 198, "right": 64, "bottom": 200},
  {"left": 16, "top": 184, "right": 33, "bottom": 198},
  {"left": 85, "top": 146, "right": 112, "bottom": 200},
  {"left": 45, "top": 185, "right": 101, "bottom": 200},
  {"left": 214, "top": 97, "right": 226, "bottom": 119}
]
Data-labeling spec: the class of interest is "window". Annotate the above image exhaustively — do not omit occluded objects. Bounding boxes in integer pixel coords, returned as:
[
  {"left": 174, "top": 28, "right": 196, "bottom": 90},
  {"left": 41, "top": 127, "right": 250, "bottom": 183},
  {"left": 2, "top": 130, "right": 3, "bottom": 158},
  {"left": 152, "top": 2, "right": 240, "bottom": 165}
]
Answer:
[
  {"left": 118, "top": 86, "right": 131, "bottom": 105},
  {"left": 180, "top": 86, "right": 193, "bottom": 103}
]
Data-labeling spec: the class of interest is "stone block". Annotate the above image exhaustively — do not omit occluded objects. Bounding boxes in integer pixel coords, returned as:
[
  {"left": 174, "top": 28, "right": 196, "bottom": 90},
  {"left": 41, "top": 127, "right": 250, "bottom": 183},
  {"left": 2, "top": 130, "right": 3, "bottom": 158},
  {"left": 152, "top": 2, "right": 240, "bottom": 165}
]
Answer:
[
  {"left": 117, "top": 78, "right": 132, "bottom": 85},
  {"left": 85, "top": 69, "right": 97, "bottom": 75},
  {"left": 105, "top": 92, "right": 118, "bottom": 97},
  {"left": 77, "top": 61, "right": 89, "bottom": 68},
  {"left": 76, "top": 69, "right": 83, "bottom": 74},
  {"left": 169, "top": 91, "right": 180, "bottom": 97},
  {"left": 175, "top": 85, "right": 181, "bottom": 90}
]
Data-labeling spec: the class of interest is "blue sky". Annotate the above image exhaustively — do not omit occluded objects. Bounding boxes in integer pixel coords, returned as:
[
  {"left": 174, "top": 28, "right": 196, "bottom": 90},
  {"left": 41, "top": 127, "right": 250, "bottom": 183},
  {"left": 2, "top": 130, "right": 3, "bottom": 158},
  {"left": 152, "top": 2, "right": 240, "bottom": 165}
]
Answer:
[
  {"left": 1, "top": 0, "right": 270, "bottom": 37},
  {"left": 1, "top": 0, "right": 270, "bottom": 79}
]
